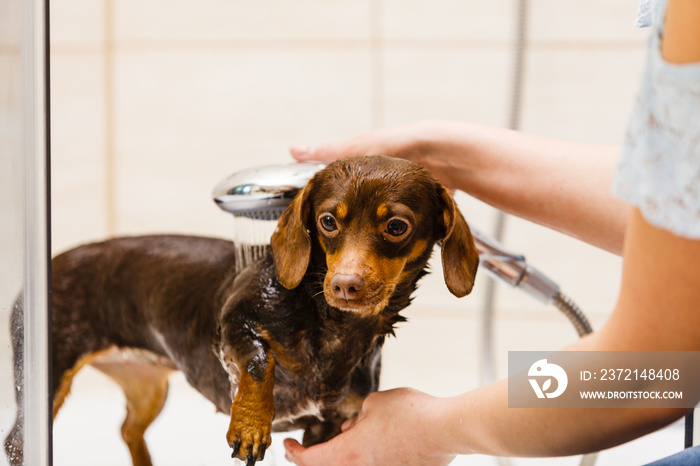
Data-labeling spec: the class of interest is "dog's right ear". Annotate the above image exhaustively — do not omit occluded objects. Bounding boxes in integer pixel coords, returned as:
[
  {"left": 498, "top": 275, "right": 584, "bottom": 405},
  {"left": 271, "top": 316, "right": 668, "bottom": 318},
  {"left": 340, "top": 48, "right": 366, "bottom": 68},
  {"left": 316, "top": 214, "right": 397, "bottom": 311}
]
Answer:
[
  {"left": 271, "top": 179, "right": 314, "bottom": 289},
  {"left": 438, "top": 185, "right": 479, "bottom": 298}
]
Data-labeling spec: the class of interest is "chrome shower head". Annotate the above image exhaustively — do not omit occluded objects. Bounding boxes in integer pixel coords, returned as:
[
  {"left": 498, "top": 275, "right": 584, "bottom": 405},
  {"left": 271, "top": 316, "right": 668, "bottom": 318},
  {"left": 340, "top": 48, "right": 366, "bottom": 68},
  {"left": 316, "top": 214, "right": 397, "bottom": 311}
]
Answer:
[{"left": 212, "top": 162, "right": 326, "bottom": 220}]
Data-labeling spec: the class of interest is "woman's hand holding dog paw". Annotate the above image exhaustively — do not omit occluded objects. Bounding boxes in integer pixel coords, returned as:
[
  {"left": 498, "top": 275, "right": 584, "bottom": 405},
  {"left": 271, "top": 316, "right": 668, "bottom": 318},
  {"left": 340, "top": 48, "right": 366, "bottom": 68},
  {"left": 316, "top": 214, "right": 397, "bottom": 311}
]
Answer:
[{"left": 283, "top": 388, "right": 457, "bottom": 466}]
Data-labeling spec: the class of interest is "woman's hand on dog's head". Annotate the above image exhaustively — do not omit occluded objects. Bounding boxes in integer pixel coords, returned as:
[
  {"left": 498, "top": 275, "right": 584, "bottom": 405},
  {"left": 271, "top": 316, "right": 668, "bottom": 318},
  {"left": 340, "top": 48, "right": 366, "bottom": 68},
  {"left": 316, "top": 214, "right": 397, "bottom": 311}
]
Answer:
[{"left": 289, "top": 121, "right": 462, "bottom": 191}]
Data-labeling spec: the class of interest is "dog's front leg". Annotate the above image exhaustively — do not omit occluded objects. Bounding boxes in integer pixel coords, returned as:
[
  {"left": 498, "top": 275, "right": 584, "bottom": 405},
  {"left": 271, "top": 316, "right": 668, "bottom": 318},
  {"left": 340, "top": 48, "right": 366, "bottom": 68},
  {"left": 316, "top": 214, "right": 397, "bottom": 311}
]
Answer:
[{"left": 218, "top": 336, "right": 275, "bottom": 466}]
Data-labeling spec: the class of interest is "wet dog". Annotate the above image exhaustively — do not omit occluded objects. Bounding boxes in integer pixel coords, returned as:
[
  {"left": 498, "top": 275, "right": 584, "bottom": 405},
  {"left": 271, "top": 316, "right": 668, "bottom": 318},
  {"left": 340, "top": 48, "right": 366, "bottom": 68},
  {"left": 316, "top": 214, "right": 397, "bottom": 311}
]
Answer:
[{"left": 5, "top": 156, "right": 479, "bottom": 465}]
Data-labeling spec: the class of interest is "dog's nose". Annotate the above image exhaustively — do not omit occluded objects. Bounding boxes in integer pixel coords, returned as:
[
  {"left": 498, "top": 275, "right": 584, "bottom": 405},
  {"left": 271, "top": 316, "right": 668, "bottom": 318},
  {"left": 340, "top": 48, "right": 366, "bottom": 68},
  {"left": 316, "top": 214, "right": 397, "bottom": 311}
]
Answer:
[{"left": 331, "top": 273, "right": 365, "bottom": 301}]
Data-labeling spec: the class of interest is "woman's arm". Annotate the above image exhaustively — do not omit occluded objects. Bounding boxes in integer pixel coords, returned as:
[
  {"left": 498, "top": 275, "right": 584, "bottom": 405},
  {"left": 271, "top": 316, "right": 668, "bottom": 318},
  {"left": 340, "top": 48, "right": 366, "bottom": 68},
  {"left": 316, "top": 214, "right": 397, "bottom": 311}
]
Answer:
[
  {"left": 292, "top": 121, "right": 629, "bottom": 255},
  {"left": 440, "top": 2, "right": 700, "bottom": 456},
  {"left": 441, "top": 207, "right": 700, "bottom": 458},
  {"left": 661, "top": 0, "right": 700, "bottom": 64}
]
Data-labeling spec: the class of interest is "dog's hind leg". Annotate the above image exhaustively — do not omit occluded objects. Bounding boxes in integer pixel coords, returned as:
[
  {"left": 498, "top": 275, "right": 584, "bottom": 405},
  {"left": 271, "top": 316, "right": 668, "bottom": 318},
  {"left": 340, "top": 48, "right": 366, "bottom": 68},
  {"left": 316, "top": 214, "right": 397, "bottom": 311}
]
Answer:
[{"left": 91, "top": 359, "right": 173, "bottom": 466}]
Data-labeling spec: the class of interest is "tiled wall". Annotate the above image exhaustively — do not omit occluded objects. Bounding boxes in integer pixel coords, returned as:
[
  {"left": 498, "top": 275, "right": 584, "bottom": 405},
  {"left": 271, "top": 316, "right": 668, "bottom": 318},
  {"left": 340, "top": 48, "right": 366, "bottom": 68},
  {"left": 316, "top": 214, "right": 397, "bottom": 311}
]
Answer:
[
  {"left": 51, "top": 0, "right": 646, "bottom": 240},
  {"left": 0, "top": 1, "right": 24, "bottom": 304},
  {"left": 50, "top": 0, "right": 646, "bottom": 300},
  {"left": 49, "top": 0, "right": 648, "bottom": 377}
]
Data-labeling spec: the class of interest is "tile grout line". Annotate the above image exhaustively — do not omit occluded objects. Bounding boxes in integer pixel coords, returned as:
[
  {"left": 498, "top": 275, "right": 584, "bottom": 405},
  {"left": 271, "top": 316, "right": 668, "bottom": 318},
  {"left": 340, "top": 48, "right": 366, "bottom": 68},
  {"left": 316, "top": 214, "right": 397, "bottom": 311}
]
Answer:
[
  {"left": 47, "top": 39, "right": 647, "bottom": 55},
  {"left": 0, "top": 47, "right": 22, "bottom": 54},
  {"left": 104, "top": 0, "right": 116, "bottom": 237},
  {"left": 370, "top": 0, "right": 384, "bottom": 130}
]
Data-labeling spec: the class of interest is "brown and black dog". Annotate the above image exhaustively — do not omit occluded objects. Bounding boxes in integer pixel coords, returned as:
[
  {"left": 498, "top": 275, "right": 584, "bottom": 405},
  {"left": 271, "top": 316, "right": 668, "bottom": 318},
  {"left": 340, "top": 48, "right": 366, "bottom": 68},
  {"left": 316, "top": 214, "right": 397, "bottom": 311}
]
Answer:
[{"left": 5, "top": 156, "right": 479, "bottom": 466}]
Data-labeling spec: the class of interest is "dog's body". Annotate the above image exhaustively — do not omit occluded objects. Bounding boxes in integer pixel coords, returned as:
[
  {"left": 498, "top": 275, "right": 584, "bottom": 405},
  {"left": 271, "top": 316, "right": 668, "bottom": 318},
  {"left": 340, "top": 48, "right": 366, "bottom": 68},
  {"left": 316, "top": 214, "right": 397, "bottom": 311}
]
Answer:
[{"left": 5, "top": 156, "right": 479, "bottom": 466}]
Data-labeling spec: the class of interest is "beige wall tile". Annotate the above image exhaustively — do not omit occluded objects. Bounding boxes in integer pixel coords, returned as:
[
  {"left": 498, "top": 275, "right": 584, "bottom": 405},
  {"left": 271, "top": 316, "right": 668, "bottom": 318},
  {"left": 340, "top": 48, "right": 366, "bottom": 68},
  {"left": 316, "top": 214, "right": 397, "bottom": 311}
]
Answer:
[
  {"left": 114, "top": 0, "right": 372, "bottom": 42},
  {"left": 50, "top": 0, "right": 104, "bottom": 50},
  {"left": 50, "top": 54, "right": 109, "bottom": 253},
  {"left": 530, "top": 0, "right": 649, "bottom": 44},
  {"left": 522, "top": 47, "right": 646, "bottom": 143},
  {"left": 0, "top": 0, "right": 22, "bottom": 50},
  {"left": 383, "top": 48, "right": 511, "bottom": 127},
  {"left": 383, "top": 0, "right": 512, "bottom": 42},
  {"left": 113, "top": 49, "right": 372, "bottom": 236},
  {"left": 490, "top": 215, "right": 622, "bottom": 323},
  {"left": 0, "top": 55, "right": 24, "bottom": 317},
  {"left": 381, "top": 314, "right": 482, "bottom": 396}
]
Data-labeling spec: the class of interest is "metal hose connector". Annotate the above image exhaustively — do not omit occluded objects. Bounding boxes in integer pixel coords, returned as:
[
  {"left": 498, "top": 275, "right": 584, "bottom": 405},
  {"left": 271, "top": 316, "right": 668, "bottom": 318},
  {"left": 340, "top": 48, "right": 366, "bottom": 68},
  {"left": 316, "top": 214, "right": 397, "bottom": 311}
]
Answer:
[{"left": 552, "top": 291, "right": 593, "bottom": 337}]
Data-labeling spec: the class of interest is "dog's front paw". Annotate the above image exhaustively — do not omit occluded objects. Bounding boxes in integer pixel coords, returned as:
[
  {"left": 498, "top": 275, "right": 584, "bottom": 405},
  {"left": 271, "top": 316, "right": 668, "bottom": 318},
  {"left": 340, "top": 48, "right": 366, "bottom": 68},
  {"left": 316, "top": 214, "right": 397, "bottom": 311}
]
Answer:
[{"left": 227, "top": 404, "right": 273, "bottom": 465}]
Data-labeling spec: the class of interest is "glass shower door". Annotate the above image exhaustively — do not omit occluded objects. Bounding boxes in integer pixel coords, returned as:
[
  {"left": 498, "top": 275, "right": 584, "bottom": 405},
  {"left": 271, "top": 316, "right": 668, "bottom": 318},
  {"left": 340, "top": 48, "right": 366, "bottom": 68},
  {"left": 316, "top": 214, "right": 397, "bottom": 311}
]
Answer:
[{"left": 1, "top": 0, "right": 52, "bottom": 464}]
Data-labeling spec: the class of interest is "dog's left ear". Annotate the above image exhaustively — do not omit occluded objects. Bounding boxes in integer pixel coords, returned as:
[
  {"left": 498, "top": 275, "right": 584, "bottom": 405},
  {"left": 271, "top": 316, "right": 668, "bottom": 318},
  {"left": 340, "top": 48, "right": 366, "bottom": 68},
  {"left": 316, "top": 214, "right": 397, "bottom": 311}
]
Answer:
[
  {"left": 271, "top": 179, "right": 314, "bottom": 289},
  {"left": 438, "top": 186, "right": 479, "bottom": 297}
]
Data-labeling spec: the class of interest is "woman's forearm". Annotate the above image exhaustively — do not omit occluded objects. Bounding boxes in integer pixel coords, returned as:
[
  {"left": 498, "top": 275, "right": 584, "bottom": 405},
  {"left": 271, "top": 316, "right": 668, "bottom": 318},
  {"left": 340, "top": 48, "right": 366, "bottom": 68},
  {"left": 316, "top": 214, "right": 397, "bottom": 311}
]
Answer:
[
  {"left": 433, "top": 336, "right": 686, "bottom": 458},
  {"left": 426, "top": 1, "right": 700, "bottom": 456},
  {"left": 293, "top": 121, "right": 631, "bottom": 255},
  {"left": 423, "top": 208, "right": 700, "bottom": 458},
  {"left": 416, "top": 121, "right": 630, "bottom": 255}
]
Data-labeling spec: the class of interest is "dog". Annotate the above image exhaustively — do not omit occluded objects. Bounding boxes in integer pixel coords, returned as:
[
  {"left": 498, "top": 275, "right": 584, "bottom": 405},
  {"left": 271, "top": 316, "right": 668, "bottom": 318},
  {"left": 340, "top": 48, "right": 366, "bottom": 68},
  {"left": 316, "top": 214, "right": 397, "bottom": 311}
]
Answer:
[{"left": 5, "top": 155, "right": 479, "bottom": 466}]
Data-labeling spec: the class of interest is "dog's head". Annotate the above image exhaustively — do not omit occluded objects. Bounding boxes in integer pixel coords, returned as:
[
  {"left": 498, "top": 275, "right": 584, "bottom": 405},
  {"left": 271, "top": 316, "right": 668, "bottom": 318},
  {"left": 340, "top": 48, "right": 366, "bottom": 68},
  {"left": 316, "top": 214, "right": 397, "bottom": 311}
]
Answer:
[{"left": 271, "top": 156, "right": 479, "bottom": 315}]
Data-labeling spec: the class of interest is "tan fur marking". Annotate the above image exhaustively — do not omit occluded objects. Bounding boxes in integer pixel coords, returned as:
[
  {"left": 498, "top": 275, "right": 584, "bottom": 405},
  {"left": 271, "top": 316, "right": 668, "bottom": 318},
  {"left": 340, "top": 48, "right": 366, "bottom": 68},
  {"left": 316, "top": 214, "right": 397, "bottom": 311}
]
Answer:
[
  {"left": 317, "top": 234, "right": 329, "bottom": 254},
  {"left": 336, "top": 203, "right": 348, "bottom": 220},
  {"left": 407, "top": 239, "right": 428, "bottom": 263},
  {"left": 376, "top": 204, "right": 389, "bottom": 219},
  {"left": 374, "top": 256, "right": 406, "bottom": 287},
  {"left": 259, "top": 329, "right": 304, "bottom": 372},
  {"left": 337, "top": 392, "right": 365, "bottom": 419},
  {"left": 54, "top": 346, "right": 175, "bottom": 466},
  {"left": 395, "top": 240, "right": 429, "bottom": 288},
  {"left": 92, "top": 359, "right": 173, "bottom": 466},
  {"left": 227, "top": 352, "right": 276, "bottom": 462},
  {"left": 325, "top": 250, "right": 341, "bottom": 270},
  {"left": 53, "top": 347, "right": 117, "bottom": 419}
]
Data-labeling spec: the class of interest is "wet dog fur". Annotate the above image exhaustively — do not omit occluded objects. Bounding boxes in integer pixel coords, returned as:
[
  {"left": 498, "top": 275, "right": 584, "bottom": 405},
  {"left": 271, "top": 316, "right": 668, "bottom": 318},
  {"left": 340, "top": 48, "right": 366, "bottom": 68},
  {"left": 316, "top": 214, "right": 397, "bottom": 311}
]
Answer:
[{"left": 5, "top": 156, "right": 479, "bottom": 465}]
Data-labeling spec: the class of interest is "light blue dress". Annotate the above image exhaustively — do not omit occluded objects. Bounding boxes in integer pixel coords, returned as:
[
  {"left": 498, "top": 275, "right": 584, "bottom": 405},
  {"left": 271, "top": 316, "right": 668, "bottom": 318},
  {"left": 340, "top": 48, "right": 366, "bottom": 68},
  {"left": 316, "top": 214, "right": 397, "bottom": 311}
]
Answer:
[{"left": 614, "top": 0, "right": 700, "bottom": 240}]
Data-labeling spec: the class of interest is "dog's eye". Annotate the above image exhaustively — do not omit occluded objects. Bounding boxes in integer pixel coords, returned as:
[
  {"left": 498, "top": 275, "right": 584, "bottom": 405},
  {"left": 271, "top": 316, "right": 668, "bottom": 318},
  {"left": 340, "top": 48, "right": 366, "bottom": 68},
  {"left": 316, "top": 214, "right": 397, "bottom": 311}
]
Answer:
[
  {"left": 320, "top": 215, "right": 338, "bottom": 232},
  {"left": 386, "top": 219, "right": 408, "bottom": 236}
]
